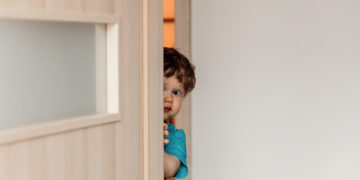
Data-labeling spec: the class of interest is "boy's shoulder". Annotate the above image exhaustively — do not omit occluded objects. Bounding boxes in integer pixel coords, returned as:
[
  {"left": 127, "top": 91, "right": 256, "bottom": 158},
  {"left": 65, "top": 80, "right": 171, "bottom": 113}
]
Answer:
[
  {"left": 165, "top": 121, "right": 176, "bottom": 132},
  {"left": 165, "top": 121, "right": 186, "bottom": 139}
]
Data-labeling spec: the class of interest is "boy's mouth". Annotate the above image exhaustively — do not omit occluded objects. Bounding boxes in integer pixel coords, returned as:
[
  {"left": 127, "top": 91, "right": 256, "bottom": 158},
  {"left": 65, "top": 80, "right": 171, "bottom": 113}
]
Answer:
[{"left": 164, "top": 107, "right": 171, "bottom": 112}]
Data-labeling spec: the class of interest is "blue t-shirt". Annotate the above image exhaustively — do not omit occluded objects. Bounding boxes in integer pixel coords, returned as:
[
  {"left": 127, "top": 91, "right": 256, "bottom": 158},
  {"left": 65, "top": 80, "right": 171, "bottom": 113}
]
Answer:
[{"left": 164, "top": 122, "right": 188, "bottom": 179}]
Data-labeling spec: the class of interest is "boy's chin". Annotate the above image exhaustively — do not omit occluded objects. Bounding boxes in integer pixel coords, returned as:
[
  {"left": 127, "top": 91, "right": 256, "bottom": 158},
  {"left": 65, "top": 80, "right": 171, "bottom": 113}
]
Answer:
[{"left": 164, "top": 114, "right": 172, "bottom": 121}]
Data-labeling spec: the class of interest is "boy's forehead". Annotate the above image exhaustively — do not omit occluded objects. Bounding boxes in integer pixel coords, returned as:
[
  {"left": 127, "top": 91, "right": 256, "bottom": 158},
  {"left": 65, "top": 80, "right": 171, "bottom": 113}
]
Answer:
[{"left": 164, "top": 76, "right": 183, "bottom": 89}]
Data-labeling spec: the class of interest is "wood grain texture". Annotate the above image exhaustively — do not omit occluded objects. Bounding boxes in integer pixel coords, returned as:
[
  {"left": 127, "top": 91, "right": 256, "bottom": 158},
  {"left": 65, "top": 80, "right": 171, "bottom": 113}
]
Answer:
[
  {"left": 0, "top": 0, "right": 117, "bottom": 23},
  {"left": 175, "top": 1, "right": 192, "bottom": 180},
  {"left": 87, "top": 124, "right": 115, "bottom": 180},
  {"left": 0, "top": 0, "right": 115, "bottom": 14},
  {"left": 0, "top": 113, "right": 121, "bottom": 145},
  {"left": 148, "top": 0, "right": 163, "bottom": 179},
  {"left": 175, "top": 0, "right": 191, "bottom": 57},
  {"left": 116, "top": 0, "right": 143, "bottom": 180},
  {"left": 0, "top": 123, "right": 116, "bottom": 180},
  {"left": 84, "top": 0, "right": 114, "bottom": 14},
  {"left": 0, "top": 0, "right": 162, "bottom": 179},
  {"left": 45, "top": 0, "right": 84, "bottom": 12},
  {"left": 0, "top": 145, "right": 8, "bottom": 179},
  {"left": 2, "top": 0, "right": 45, "bottom": 9},
  {"left": 0, "top": 7, "right": 118, "bottom": 23},
  {"left": 46, "top": 133, "right": 67, "bottom": 180},
  {"left": 65, "top": 130, "right": 87, "bottom": 180}
]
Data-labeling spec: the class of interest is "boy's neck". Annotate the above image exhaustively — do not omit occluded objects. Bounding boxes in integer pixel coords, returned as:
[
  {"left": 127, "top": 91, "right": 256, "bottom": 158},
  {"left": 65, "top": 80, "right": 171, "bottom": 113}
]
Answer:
[{"left": 165, "top": 117, "right": 176, "bottom": 125}]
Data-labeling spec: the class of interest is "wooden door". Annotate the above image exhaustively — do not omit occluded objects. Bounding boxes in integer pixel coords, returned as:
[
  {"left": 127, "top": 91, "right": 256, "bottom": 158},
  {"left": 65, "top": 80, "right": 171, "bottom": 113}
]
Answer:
[{"left": 0, "top": 0, "right": 163, "bottom": 179}]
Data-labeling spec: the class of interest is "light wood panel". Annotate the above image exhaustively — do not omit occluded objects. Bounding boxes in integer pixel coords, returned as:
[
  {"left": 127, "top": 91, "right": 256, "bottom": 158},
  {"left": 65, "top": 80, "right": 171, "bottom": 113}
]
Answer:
[
  {"left": 0, "top": 123, "right": 116, "bottom": 180},
  {"left": 86, "top": 124, "right": 115, "bottom": 180},
  {"left": 0, "top": 145, "right": 8, "bottom": 179},
  {"left": 116, "top": 0, "right": 143, "bottom": 179},
  {"left": 1, "top": 0, "right": 45, "bottom": 9},
  {"left": 175, "top": 0, "right": 191, "bottom": 57},
  {"left": 175, "top": 1, "right": 192, "bottom": 180},
  {"left": 148, "top": 0, "right": 163, "bottom": 179},
  {"left": 0, "top": 0, "right": 164, "bottom": 179},
  {"left": 84, "top": 0, "right": 114, "bottom": 14},
  {"left": 45, "top": 0, "right": 84, "bottom": 12},
  {"left": 0, "top": 113, "right": 121, "bottom": 145},
  {"left": 0, "top": 0, "right": 115, "bottom": 14},
  {"left": 0, "top": 7, "right": 118, "bottom": 23},
  {"left": 0, "top": 0, "right": 117, "bottom": 23}
]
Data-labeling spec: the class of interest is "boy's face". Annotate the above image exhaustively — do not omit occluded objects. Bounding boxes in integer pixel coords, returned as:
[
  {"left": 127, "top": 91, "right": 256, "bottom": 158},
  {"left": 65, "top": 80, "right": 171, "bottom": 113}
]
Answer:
[{"left": 163, "top": 75, "right": 184, "bottom": 121}]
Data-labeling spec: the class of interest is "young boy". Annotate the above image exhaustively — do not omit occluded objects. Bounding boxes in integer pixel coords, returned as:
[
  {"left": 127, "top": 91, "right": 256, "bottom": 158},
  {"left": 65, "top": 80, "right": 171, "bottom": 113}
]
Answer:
[{"left": 163, "top": 47, "right": 196, "bottom": 179}]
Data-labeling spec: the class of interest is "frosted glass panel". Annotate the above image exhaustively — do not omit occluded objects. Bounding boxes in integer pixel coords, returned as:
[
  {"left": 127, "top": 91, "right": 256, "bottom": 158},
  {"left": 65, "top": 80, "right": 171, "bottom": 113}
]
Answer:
[{"left": 0, "top": 20, "right": 106, "bottom": 130}]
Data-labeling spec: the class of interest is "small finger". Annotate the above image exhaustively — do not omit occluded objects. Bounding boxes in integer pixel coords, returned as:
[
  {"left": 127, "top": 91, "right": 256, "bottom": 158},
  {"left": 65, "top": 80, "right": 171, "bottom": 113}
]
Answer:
[
  {"left": 163, "top": 139, "right": 169, "bottom": 145},
  {"left": 164, "top": 130, "right": 169, "bottom": 137}
]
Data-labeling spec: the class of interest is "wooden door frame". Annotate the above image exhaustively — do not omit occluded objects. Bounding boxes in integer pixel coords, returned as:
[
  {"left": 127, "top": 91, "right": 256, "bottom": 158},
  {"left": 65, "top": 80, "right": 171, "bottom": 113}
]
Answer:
[
  {"left": 119, "top": 0, "right": 163, "bottom": 180},
  {"left": 142, "top": 0, "right": 164, "bottom": 180},
  {"left": 175, "top": 0, "right": 192, "bottom": 180}
]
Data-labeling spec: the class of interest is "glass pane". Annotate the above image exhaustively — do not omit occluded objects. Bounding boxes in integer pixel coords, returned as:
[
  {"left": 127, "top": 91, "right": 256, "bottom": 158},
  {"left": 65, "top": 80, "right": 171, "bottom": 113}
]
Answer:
[{"left": 0, "top": 20, "right": 106, "bottom": 130}]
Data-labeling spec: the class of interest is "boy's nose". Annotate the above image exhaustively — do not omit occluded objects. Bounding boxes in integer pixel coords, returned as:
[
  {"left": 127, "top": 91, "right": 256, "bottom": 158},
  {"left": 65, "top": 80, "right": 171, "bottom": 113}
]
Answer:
[{"left": 164, "top": 94, "right": 173, "bottom": 102}]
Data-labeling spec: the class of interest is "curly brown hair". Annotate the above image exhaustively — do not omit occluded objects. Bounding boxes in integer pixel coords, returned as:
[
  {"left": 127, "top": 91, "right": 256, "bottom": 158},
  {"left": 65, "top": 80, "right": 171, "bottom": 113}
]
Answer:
[{"left": 164, "top": 48, "right": 196, "bottom": 96}]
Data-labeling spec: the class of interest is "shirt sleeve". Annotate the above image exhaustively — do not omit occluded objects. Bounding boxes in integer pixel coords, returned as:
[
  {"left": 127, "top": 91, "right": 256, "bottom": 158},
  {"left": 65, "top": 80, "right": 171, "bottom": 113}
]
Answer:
[{"left": 164, "top": 129, "right": 188, "bottom": 179}]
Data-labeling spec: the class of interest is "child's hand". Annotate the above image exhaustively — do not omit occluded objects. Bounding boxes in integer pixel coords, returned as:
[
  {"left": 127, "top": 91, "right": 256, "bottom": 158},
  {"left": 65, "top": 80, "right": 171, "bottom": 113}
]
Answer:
[{"left": 163, "top": 123, "right": 169, "bottom": 145}]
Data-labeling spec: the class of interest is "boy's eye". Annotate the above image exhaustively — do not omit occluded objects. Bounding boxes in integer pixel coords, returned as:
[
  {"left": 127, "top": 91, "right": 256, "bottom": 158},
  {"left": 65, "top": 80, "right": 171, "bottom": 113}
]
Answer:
[{"left": 172, "top": 90, "right": 181, "bottom": 96}]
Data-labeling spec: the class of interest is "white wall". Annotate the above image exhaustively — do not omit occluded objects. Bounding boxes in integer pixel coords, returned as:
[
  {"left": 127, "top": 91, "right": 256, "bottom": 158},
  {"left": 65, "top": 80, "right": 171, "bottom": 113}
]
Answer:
[{"left": 191, "top": 0, "right": 360, "bottom": 179}]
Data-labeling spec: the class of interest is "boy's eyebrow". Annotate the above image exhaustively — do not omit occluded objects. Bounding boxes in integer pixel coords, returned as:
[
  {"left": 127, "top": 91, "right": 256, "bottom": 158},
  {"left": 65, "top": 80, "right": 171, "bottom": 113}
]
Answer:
[
  {"left": 174, "top": 83, "right": 183, "bottom": 89},
  {"left": 178, "top": 85, "right": 185, "bottom": 92},
  {"left": 164, "top": 85, "right": 183, "bottom": 90}
]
